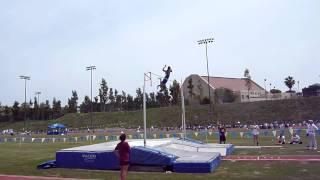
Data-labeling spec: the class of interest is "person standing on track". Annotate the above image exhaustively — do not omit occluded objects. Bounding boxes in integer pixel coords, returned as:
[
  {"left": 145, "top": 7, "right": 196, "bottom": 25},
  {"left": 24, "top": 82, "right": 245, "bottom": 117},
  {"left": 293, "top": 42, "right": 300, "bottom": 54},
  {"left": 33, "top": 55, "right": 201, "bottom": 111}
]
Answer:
[
  {"left": 307, "top": 120, "right": 318, "bottom": 150},
  {"left": 114, "top": 133, "right": 131, "bottom": 180},
  {"left": 218, "top": 124, "right": 226, "bottom": 144},
  {"left": 252, "top": 125, "right": 260, "bottom": 146}
]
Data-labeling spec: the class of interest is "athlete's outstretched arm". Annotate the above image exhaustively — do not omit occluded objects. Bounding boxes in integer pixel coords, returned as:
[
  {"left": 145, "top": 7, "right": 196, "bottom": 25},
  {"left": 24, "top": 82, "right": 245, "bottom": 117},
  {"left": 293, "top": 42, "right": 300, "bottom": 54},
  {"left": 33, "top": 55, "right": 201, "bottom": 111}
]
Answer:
[{"left": 162, "top": 65, "right": 167, "bottom": 72}]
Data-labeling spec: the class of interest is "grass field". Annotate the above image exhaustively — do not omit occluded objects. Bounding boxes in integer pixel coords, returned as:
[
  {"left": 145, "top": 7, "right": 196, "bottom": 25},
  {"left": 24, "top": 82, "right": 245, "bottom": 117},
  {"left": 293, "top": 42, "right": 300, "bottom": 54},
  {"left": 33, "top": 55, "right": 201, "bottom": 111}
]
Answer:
[{"left": 1, "top": 135, "right": 320, "bottom": 180}]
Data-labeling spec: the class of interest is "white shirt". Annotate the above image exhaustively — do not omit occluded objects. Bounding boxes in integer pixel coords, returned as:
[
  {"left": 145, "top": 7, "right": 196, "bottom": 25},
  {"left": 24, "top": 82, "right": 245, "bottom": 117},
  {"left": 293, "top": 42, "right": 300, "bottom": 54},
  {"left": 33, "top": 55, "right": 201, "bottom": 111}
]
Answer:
[
  {"left": 307, "top": 123, "right": 319, "bottom": 134},
  {"left": 292, "top": 134, "right": 300, "bottom": 142},
  {"left": 252, "top": 128, "right": 259, "bottom": 135}
]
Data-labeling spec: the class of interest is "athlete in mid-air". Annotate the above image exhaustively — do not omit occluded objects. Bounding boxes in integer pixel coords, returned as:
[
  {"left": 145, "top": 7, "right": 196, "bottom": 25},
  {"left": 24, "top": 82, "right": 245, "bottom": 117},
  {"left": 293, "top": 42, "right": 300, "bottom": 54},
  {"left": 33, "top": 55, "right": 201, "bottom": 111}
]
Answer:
[{"left": 158, "top": 65, "right": 172, "bottom": 92}]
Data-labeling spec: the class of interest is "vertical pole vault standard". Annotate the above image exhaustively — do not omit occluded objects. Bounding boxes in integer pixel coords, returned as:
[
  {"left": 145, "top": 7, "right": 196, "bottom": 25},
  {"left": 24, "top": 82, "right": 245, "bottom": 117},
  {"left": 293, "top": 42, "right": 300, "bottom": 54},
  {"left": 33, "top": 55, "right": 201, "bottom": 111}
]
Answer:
[
  {"left": 143, "top": 72, "right": 151, "bottom": 147},
  {"left": 143, "top": 74, "right": 147, "bottom": 147},
  {"left": 181, "top": 79, "right": 187, "bottom": 140}
]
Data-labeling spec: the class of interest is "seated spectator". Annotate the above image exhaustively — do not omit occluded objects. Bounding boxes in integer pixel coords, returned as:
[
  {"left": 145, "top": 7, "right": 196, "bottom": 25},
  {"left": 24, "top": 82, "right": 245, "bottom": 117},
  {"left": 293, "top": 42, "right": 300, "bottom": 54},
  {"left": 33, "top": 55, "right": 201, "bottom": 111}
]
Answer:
[
  {"left": 276, "top": 135, "right": 286, "bottom": 144},
  {"left": 290, "top": 132, "right": 302, "bottom": 144}
]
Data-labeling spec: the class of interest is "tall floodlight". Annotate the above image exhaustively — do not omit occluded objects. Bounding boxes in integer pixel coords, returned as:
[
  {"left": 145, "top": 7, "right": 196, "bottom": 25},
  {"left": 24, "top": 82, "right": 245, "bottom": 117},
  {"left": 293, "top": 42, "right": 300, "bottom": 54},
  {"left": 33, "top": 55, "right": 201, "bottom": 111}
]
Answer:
[
  {"left": 86, "top": 66, "right": 96, "bottom": 131},
  {"left": 20, "top": 75, "right": 31, "bottom": 131},
  {"left": 198, "top": 38, "right": 214, "bottom": 112},
  {"left": 35, "top": 91, "right": 41, "bottom": 104}
]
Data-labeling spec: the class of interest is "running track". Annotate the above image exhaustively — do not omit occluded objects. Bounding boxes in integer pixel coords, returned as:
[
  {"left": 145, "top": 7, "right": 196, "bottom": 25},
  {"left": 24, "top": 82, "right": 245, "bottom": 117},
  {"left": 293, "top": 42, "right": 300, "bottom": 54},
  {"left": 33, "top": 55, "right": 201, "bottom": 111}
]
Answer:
[{"left": 223, "top": 155, "right": 320, "bottom": 161}]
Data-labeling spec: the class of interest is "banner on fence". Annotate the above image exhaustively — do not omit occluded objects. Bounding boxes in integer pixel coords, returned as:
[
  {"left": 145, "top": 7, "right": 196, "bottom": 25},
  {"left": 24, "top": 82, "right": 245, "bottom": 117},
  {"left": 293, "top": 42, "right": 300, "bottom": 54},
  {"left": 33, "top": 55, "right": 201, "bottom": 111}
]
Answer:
[
  {"left": 289, "top": 127, "right": 293, "bottom": 135},
  {"left": 272, "top": 130, "right": 277, "bottom": 137},
  {"left": 179, "top": 133, "right": 184, "bottom": 138}
]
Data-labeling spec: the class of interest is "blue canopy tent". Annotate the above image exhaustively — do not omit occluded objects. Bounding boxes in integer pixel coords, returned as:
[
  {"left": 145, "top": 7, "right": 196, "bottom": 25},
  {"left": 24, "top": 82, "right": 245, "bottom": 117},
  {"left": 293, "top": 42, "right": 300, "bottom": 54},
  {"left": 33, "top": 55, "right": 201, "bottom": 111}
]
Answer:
[{"left": 47, "top": 123, "right": 67, "bottom": 135}]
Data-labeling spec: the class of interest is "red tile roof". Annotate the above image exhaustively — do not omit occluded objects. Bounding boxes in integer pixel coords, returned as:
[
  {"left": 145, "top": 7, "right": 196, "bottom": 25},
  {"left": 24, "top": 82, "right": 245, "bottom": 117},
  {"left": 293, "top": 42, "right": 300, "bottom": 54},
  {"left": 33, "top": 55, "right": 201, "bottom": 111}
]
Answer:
[{"left": 200, "top": 76, "right": 264, "bottom": 91}]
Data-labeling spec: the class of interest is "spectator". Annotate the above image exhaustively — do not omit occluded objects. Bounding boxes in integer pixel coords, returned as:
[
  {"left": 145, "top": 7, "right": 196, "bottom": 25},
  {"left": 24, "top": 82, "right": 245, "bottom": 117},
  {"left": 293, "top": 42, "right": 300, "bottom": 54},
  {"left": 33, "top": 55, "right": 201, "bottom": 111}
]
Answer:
[
  {"left": 252, "top": 125, "right": 260, "bottom": 146},
  {"left": 114, "top": 133, "right": 131, "bottom": 180},
  {"left": 290, "top": 132, "right": 302, "bottom": 144},
  {"left": 276, "top": 135, "right": 285, "bottom": 144},
  {"left": 279, "top": 123, "right": 285, "bottom": 137},
  {"left": 218, "top": 125, "right": 226, "bottom": 144},
  {"left": 307, "top": 120, "right": 318, "bottom": 150}
]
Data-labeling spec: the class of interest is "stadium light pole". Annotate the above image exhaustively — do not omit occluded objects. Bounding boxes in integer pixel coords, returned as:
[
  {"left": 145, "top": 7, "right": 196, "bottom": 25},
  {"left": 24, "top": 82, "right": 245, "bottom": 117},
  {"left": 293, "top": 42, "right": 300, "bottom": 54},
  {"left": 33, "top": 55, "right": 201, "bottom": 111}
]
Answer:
[
  {"left": 35, "top": 91, "right": 41, "bottom": 105},
  {"left": 86, "top": 66, "right": 96, "bottom": 132},
  {"left": 20, "top": 75, "right": 30, "bottom": 131},
  {"left": 198, "top": 38, "right": 214, "bottom": 112}
]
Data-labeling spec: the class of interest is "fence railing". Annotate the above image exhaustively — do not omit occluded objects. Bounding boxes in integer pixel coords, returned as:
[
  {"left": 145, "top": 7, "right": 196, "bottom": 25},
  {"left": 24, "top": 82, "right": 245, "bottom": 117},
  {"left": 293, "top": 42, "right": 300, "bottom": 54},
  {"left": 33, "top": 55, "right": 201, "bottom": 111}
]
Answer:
[{"left": 0, "top": 129, "right": 316, "bottom": 144}]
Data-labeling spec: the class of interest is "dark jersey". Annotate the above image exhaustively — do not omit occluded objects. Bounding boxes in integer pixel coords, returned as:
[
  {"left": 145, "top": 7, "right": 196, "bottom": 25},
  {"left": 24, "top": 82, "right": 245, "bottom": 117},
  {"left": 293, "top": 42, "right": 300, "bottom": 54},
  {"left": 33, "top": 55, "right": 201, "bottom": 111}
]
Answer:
[{"left": 115, "top": 141, "right": 130, "bottom": 165}]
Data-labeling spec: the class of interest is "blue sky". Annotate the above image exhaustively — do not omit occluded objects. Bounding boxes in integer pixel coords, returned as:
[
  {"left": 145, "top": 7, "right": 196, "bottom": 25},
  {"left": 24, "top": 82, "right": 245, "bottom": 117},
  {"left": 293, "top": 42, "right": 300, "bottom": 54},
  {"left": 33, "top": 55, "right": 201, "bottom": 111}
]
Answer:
[{"left": 0, "top": 0, "right": 319, "bottom": 106}]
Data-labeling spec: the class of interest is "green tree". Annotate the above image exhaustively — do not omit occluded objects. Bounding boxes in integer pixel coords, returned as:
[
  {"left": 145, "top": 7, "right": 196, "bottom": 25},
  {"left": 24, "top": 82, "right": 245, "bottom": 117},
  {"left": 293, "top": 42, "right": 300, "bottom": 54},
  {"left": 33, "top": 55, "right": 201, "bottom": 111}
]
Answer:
[
  {"left": 126, "top": 94, "right": 134, "bottom": 110},
  {"left": 284, "top": 76, "right": 296, "bottom": 92},
  {"left": 186, "top": 78, "right": 195, "bottom": 121},
  {"left": 134, "top": 88, "right": 143, "bottom": 110},
  {"left": 93, "top": 96, "right": 99, "bottom": 112},
  {"left": 122, "top": 91, "right": 127, "bottom": 111},
  {"left": 149, "top": 92, "right": 158, "bottom": 108},
  {"left": 80, "top": 96, "right": 91, "bottom": 113},
  {"left": 115, "top": 89, "right": 122, "bottom": 111},
  {"left": 187, "top": 78, "right": 195, "bottom": 100},
  {"left": 46, "top": 100, "right": 51, "bottom": 119},
  {"left": 4, "top": 106, "right": 11, "bottom": 122},
  {"left": 197, "top": 80, "right": 204, "bottom": 103},
  {"left": 244, "top": 68, "right": 252, "bottom": 100},
  {"left": 109, "top": 88, "right": 115, "bottom": 111},
  {"left": 68, "top": 90, "right": 78, "bottom": 113},
  {"left": 214, "top": 88, "right": 237, "bottom": 103},
  {"left": 52, "top": 98, "right": 62, "bottom": 119},
  {"left": 156, "top": 91, "right": 165, "bottom": 107},
  {"left": 163, "top": 88, "right": 171, "bottom": 106},
  {"left": 33, "top": 97, "right": 40, "bottom": 120},
  {"left": 26, "top": 99, "right": 34, "bottom": 121},
  {"left": 99, "top": 78, "right": 108, "bottom": 112},
  {"left": 169, "top": 80, "right": 181, "bottom": 105},
  {"left": 12, "top": 101, "right": 21, "bottom": 121},
  {"left": 270, "top": 89, "right": 282, "bottom": 94}
]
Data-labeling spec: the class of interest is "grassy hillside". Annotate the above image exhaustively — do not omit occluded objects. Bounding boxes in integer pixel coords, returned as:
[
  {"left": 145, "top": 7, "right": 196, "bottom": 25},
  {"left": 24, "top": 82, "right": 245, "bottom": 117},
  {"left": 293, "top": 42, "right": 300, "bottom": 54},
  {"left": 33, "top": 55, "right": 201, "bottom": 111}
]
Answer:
[{"left": 2, "top": 97, "right": 320, "bottom": 131}]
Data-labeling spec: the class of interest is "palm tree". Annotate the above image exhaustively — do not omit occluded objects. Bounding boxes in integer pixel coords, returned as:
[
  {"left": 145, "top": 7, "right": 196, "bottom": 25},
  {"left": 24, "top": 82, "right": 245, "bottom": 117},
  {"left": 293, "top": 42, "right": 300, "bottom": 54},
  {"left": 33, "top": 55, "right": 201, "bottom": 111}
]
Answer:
[
  {"left": 244, "top": 68, "right": 252, "bottom": 101},
  {"left": 284, "top": 76, "right": 295, "bottom": 92}
]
